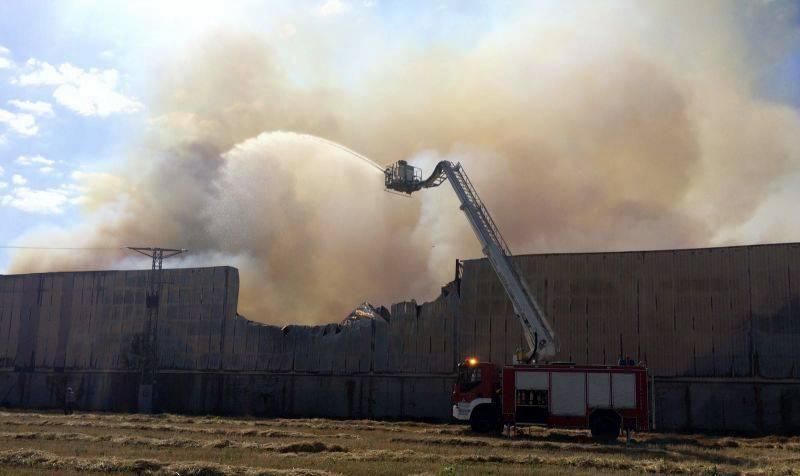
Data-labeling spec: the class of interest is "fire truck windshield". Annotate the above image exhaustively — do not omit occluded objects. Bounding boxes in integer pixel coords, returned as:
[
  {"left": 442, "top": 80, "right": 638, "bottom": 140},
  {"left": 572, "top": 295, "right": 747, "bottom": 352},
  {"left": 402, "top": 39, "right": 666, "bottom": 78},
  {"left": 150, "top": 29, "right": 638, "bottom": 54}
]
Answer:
[{"left": 456, "top": 364, "right": 482, "bottom": 392}]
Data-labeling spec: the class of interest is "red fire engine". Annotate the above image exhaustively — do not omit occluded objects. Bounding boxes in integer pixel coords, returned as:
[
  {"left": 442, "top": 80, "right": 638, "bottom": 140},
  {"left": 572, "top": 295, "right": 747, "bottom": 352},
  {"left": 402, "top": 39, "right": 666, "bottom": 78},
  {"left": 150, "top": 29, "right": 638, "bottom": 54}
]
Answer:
[
  {"left": 452, "top": 359, "right": 649, "bottom": 440},
  {"left": 385, "top": 160, "right": 651, "bottom": 440}
]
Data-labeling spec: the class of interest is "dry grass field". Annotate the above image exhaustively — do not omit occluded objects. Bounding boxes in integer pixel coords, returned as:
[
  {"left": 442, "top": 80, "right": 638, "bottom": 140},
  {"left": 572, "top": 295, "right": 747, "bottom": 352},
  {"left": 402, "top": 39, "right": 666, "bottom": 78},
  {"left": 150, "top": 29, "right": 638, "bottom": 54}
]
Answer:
[{"left": 0, "top": 410, "right": 796, "bottom": 475}]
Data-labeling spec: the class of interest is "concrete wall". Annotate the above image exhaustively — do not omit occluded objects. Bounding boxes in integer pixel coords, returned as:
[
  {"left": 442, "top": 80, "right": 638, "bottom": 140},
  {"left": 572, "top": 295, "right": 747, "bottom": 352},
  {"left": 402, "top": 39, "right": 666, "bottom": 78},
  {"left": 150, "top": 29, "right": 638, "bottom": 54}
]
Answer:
[
  {"left": 0, "top": 267, "right": 238, "bottom": 413},
  {"left": 1, "top": 243, "right": 799, "bottom": 433},
  {"left": 459, "top": 244, "right": 800, "bottom": 378},
  {"left": 0, "top": 266, "right": 459, "bottom": 420}
]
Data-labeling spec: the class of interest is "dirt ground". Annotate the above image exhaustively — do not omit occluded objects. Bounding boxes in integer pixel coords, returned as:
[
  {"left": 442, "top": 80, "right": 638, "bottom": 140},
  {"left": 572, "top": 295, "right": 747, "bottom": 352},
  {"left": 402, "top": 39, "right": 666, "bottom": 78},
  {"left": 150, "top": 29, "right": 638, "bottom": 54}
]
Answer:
[{"left": 0, "top": 410, "right": 796, "bottom": 475}]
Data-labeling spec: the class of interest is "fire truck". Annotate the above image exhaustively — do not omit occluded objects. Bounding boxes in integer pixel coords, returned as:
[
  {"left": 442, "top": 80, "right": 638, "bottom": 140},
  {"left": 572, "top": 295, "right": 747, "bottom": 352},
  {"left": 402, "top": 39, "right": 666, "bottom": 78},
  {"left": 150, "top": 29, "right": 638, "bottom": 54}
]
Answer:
[{"left": 384, "top": 160, "right": 650, "bottom": 440}]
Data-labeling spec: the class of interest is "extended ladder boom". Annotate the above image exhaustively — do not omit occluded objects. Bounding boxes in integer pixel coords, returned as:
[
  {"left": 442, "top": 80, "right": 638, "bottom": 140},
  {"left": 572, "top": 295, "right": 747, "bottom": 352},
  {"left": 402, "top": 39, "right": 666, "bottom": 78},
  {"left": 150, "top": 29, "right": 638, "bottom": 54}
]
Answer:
[{"left": 385, "top": 160, "right": 558, "bottom": 362}]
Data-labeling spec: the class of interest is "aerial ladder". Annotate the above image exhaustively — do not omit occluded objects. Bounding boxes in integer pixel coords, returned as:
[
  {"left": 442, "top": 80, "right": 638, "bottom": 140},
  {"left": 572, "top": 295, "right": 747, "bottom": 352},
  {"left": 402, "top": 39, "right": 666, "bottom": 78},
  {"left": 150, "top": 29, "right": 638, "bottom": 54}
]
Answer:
[
  {"left": 384, "top": 160, "right": 650, "bottom": 439},
  {"left": 384, "top": 160, "right": 557, "bottom": 363}
]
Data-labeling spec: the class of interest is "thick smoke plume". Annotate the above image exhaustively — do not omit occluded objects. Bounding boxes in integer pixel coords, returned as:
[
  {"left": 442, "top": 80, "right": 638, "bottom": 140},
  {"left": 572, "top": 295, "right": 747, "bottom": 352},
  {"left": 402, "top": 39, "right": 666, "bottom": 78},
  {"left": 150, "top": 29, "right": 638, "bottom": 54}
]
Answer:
[{"left": 9, "top": 2, "right": 800, "bottom": 324}]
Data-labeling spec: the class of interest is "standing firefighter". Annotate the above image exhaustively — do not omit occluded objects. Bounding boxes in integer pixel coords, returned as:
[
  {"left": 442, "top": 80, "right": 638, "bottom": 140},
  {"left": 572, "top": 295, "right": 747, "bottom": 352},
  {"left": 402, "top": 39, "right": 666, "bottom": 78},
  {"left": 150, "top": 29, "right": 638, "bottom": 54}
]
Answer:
[{"left": 64, "top": 386, "right": 75, "bottom": 415}]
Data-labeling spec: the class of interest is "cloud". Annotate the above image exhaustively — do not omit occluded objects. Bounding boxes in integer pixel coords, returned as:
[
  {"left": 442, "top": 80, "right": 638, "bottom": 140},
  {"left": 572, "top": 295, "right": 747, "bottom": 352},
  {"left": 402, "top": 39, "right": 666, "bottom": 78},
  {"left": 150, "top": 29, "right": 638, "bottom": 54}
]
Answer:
[
  {"left": 0, "top": 100, "right": 52, "bottom": 138},
  {"left": 0, "top": 170, "right": 88, "bottom": 214},
  {"left": 16, "top": 155, "right": 55, "bottom": 166},
  {"left": 0, "top": 108, "right": 38, "bottom": 136},
  {"left": 0, "top": 165, "right": 3, "bottom": 175},
  {"left": 0, "top": 45, "right": 12, "bottom": 69},
  {"left": 1, "top": 187, "right": 70, "bottom": 214},
  {"left": 39, "top": 167, "right": 55, "bottom": 174},
  {"left": 8, "top": 100, "right": 55, "bottom": 117},
  {"left": 13, "top": 60, "right": 143, "bottom": 117},
  {"left": 314, "top": 0, "right": 350, "bottom": 16}
]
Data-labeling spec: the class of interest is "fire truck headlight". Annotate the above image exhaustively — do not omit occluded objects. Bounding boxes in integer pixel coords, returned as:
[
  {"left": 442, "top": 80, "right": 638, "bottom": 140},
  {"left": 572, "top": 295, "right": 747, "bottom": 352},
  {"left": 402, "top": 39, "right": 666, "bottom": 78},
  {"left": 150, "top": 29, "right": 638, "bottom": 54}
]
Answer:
[{"left": 467, "top": 357, "right": 478, "bottom": 366}]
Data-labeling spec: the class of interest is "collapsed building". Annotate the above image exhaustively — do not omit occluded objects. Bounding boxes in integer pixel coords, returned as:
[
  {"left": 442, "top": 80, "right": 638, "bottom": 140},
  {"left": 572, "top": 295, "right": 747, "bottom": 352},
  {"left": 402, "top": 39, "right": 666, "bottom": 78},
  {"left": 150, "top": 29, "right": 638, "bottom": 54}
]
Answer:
[{"left": 0, "top": 242, "right": 798, "bottom": 433}]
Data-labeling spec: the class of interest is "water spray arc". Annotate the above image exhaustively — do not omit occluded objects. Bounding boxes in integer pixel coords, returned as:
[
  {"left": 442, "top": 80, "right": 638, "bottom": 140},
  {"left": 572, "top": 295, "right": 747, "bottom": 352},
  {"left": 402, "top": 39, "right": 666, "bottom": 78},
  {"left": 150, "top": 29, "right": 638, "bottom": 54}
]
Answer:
[{"left": 301, "top": 134, "right": 386, "bottom": 173}]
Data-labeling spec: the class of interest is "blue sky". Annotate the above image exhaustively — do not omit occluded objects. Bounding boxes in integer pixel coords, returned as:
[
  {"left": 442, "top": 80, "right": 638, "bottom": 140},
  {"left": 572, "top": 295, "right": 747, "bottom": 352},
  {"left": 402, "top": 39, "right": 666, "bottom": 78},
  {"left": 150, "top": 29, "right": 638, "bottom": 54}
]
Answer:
[
  {"left": 0, "top": 0, "right": 799, "bottom": 272},
  {"left": 0, "top": 1, "right": 151, "bottom": 271}
]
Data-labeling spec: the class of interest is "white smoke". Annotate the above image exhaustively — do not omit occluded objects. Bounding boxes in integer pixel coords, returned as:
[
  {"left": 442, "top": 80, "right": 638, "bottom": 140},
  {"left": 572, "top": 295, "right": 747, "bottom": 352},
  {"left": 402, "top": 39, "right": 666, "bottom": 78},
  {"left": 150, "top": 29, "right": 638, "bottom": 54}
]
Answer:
[{"left": 9, "top": 1, "right": 800, "bottom": 324}]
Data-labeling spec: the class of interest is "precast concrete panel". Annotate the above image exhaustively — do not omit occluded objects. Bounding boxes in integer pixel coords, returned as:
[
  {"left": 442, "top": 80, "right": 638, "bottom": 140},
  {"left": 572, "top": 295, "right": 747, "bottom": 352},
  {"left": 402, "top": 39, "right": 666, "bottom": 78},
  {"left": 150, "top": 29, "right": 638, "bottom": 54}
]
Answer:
[
  {"left": 64, "top": 276, "right": 88, "bottom": 368},
  {"left": 488, "top": 291, "right": 509, "bottom": 370},
  {"left": 232, "top": 316, "right": 249, "bottom": 370},
  {"left": 292, "top": 326, "right": 311, "bottom": 372},
  {"left": 385, "top": 309, "right": 402, "bottom": 371},
  {"left": 583, "top": 256, "right": 607, "bottom": 366},
  {"left": 761, "top": 384, "right": 800, "bottom": 432},
  {"left": 390, "top": 302, "right": 417, "bottom": 372},
  {"left": 16, "top": 275, "right": 40, "bottom": 370},
  {"left": 371, "top": 376, "right": 403, "bottom": 418},
  {"left": 583, "top": 255, "right": 604, "bottom": 365},
  {"left": 418, "top": 297, "right": 449, "bottom": 373},
  {"left": 244, "top": 322, "right": 261, "bottom": 371},
  {"left": 779, "top": 245, "right": 800, "bottom": 378},
  {"left": 724, "top": 247, "right": 750, "bottom": 376},
  {"left": 0, "top": 279, "right": 11, "bottom": 367},
  {"left": 31, "top": 275, "right": 50, "bottom": 369},
  {"left": 402, "top": 377, "right": 452, "bottom": 419},
  {"left": 544, "top": 255, "right": 571, "bottom": 362},
  {"left": 53, "top": 275, "right": 74, "bottom": 369},
  {"left": 272, "top": 328, "right": 292, "bottom": 372},
  {"left": 674, "top": 250, "right": 705, "bottom": 376},
  {"left": 697, "top": 383, "right": 725, "bottom": 430},
  {"left": 356, "top": 320, "right": 373, "bottom": 372},
  {"left": 255, "top": 325, "right": 274, "bottom": 371},
  {"left": 457, "top": 260, "right": 480, "bottom": 362},
  {"left": 749, "top": 245, "right": 794, "bottom": 378},
  {"left": 342, "top": 321, "right": 364, "bottom": 373},
  {"left": 372, "top": 318, "right": 389, "bottom": 372},
  {"left": 639, "top": 251, "right": 674, "bottom": 375},
  {"left": 473, "top": 263, "right": 494, "bottom": 361},
  {"left": 294, "top": 326, "right": 316, "bottom": 373},
  {"left": 561, "top": 254, "right": 585, "bottom": 364},
  {"left": 221, "top": 313, "right": 239, "bottom": 369},
  {"left": 698, "top": 249, "right": 725, "bottom": 376},
  {"left": 620, "top": 253, "right": 642, "bottom": 365},
  {"left": 43, "top": 274, "right": 62, "bottom": 368},
  {"left": 315, "top": 325, "right": 339, "bottom": 374},
  {"left": 728, "top": 248, "right": 753, "bottom": 377},
  {"left": 417, "top": 303, "right": 434, "bottom": 373},
  {"left": 441, "top": 291, "right": 459, "bottom": 372}
]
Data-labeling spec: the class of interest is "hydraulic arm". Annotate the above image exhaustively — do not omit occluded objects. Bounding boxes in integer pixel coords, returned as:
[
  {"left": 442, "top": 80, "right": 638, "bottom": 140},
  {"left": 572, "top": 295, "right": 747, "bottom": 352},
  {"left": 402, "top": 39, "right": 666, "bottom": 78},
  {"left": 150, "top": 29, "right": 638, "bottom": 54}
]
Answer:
[{"left": 385, "top": 160, "right": 558, "bottom": 362}]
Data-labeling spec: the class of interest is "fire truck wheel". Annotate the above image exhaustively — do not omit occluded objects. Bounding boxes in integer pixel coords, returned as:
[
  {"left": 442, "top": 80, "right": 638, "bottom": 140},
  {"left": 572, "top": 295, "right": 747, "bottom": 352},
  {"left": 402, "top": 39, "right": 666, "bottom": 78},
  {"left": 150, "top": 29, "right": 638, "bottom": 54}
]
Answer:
[
  {"left": 469, "top": 404, "right": 500, "bottom": 433},
  {"left": 589, "top": 410, "right": 621, "bottom": 442}
]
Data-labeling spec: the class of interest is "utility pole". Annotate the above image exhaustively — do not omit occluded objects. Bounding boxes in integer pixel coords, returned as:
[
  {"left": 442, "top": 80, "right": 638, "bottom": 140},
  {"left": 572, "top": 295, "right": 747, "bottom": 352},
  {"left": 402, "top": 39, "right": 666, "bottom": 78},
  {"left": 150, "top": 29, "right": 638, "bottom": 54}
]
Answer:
[{"left": 126, "top": 247, "right": 187, "bottom": 413}]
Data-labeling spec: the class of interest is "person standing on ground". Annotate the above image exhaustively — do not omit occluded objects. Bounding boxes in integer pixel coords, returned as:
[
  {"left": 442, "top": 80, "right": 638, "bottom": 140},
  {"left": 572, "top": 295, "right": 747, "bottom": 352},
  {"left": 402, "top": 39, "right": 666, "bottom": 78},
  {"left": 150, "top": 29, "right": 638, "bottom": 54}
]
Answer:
[{"left": 64, "top": 386, "right": 75, "bottom": 415}]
